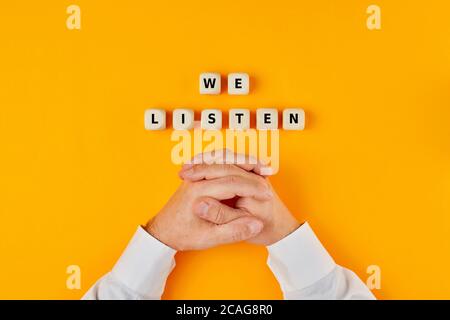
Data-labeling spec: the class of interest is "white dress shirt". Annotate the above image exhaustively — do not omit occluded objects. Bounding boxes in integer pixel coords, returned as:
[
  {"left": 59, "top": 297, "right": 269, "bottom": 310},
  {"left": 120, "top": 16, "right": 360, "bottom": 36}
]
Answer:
[{"left": 83, "top": 222, "right": 375, "bottom": 300}]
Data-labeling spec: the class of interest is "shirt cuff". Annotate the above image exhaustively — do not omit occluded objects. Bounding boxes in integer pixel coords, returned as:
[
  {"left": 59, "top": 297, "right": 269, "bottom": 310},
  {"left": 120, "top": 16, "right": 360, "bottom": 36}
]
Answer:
[
  {"left": 267, "top": 222, "right": 336, "bottom": 293},
  {"left": 111, "top": 226, "right": 176, "bottom": 299}
]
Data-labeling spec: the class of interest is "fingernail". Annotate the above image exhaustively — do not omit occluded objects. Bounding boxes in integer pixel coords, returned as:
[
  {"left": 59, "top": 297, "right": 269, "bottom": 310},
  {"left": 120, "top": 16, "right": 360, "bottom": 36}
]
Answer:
[
  {"left": 180, "top": 168, "right": 194, "bottom": 178},
  {"left": 260, "top": 166, "right": 274, "bottom": 176},
  {"left": 248, "top": 220, "right": 263, "bottom": 235},
  {"left": 181, "top": 163, "right": 194, "bottom": 171},
  {"left": 197, "top": 202, "right": 209, "bottom": 217}
]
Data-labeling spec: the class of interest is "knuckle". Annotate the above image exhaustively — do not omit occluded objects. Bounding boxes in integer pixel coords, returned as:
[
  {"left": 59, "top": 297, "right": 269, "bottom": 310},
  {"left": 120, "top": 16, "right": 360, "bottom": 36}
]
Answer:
[
  {"left": 226, "top": 175, "right": 239, "bottom": 185},
  {"left": 219, "top": 163, "right": 230, "bottom": 173},
  {"left": 256, "top": 177, "right": 270, "bottom": 192},
  {"left": 191, "top": 165, "right": 201, "bottom": 174},
  {"left": 231, "top": 229, "right": 244, "bottom": 242},
  {"left": 232, "top": 225, "right": 251, "bottom": 242}
]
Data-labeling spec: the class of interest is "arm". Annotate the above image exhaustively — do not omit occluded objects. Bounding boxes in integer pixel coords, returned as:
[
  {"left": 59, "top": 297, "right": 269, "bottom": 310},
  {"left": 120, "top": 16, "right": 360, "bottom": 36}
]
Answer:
[
  {"left": 180, "top": 158, "right": 375, "bottom": 300},
  {"left": 83, "top": 226, "right": 176, "bottom": 300},
  {"left": 267, "top": 222, "right": 375, "bottom": 300},
  {"left": 83, "top": 176, "right": 265, "bottom": 300}
]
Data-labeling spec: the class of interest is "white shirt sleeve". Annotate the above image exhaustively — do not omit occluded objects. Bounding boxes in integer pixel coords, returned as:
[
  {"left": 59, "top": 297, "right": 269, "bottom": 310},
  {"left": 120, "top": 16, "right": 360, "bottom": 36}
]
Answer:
[
  {"left": 266, "top": 222, "right": 375, "bottom": 300},
  {"left": 82, "top": 226, "right": 176, "bottom": 300},
  {"left": 84, "top": 222, "right": 375, "bottom": 300}
]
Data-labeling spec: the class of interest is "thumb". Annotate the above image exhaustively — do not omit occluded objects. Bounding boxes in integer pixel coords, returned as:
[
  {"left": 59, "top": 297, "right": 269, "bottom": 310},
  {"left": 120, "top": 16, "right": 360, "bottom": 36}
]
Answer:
[{"left": 208, "top": 217, "right": 264, "bottom": 246}]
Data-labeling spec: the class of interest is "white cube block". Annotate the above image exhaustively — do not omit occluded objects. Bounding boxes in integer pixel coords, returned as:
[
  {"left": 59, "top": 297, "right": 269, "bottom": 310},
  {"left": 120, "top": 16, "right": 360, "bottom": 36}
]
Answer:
[
  {"left": 283, "top": 108, "right": 305, "bottom": 130},
  {"left": 144, "top": 109, "right": 166, "bottom": 130},
  {"left": 199, "top": 72, "right": 221, "bottom": 94},
  {"left": 256, "top": 108, "right": 278, "bottom": 130},
  {"left": 201, "top": 109, "right": 222, "bottom": 130},
  {"left": 173, "top": 109, "right": 194, "bottom": 130},
  {"left": 228, "top": 73, "right": 249, "bottom": 95},
  {"left": 229, "top": 109, "right": 250, "bottom": 130}
]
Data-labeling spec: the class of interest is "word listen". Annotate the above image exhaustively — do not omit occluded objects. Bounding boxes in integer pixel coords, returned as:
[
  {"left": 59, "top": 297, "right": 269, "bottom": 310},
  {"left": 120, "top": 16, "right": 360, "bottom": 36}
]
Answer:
[
  {"left": 200, "top": 72, "right": 249, "bottom": 95},
  {"left": 144, "top": 108, "right": 305, "bottom": 131}
]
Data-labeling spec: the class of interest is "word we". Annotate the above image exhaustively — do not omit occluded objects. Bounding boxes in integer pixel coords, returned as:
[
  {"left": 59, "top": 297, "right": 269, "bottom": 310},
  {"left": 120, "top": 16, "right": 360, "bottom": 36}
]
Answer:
[
  {"left": 200, "top": 72, "right": 249, "bottom": 95},
  {"left": 144, "top": 108, "right": 305, "bottom": 131}
]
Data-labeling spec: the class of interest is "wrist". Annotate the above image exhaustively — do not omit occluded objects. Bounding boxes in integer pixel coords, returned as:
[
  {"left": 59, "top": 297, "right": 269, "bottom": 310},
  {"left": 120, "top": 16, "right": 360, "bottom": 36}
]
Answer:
[
  {"left": 271, "top": 211, "right": 302, "bottom": 245},
  {"left": 145, "top": 217, "right": 178, "bottom": 251}
]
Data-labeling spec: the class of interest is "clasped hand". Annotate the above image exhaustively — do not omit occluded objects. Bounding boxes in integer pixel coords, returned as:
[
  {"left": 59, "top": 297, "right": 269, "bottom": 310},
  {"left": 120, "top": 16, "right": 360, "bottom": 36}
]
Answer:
[{"left": 145, "top": 150, "right": 300, "bottom": 251}]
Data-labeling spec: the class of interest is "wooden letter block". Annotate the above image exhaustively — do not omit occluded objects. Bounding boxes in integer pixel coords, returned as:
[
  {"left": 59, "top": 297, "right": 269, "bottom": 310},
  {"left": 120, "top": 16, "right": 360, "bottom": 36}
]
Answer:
[
  {"left": 144, "top": 109, "right": 166, "bottom": 130},
  {"left": 229, "top": 109, "right": 250, "bottom": 130},
  {"left": 199, "top": 72, "right": 221, "bottom": 95},
  {"left": 201, "top": 109, "right": 222, "bottom": 130},
  {"left": 283, "top": 108, "right": 305, "bottom": 130},
  {"left": 256, "top": 108, "right": 278, "bottom": 130},
  {"left": 228, "top": 73, "right": 249, "bottom": 95},
  {"left": 173, "top": 109, "right": 194, "bottom": 130}
]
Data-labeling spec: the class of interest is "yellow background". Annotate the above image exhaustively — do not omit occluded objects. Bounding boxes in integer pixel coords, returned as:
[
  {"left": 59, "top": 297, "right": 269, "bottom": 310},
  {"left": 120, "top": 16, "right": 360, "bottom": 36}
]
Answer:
[{"left": 1, "top": 0, "right": 449, "bottom": 299}]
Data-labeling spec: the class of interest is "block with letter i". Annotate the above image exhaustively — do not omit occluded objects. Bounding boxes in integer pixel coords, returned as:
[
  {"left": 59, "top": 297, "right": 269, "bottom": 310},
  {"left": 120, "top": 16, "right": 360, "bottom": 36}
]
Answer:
[
  {"left": 173, "top": 109, "right": 194, "bottom": 130},
  {"left": 144, "top": 109, "right": 166, "bottom": 130},
  {"left": 282, "top": 108, "right": 305, "bottom": 130}
]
